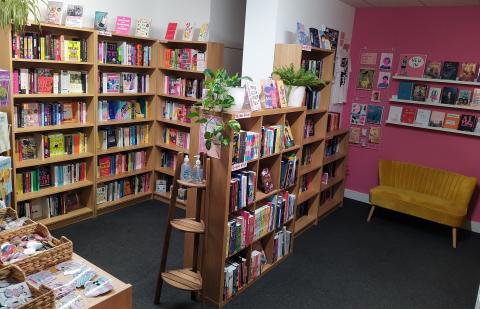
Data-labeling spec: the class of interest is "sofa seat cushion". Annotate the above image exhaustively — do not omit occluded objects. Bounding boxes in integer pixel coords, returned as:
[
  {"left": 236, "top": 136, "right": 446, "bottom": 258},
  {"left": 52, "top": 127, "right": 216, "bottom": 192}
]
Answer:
[{"left": 370, "top": 185, "right": 466, "bottom": 227}]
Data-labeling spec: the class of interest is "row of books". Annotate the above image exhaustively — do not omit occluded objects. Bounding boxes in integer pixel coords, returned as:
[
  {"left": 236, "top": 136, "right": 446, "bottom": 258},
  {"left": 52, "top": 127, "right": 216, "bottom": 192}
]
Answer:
[
  {"left": 305, "top": 89, "right": 321, "bottom": 110},
  {"left": 229, "top": 170, "right": 256, "bottom": 213},
  {"left": 261, "top": 125, "right": 283, "bottom": 157},
  {"left": 259, "top": 79, "right": 287, "bottom": 109},
  {"left": 164, "top": 76, "right": 204, "bottom": 99},
  {"left": 280, "top": 153, "right": 297, "bottom": 189},
  {"left": 325, "top": 136, "right": 340, "bottom": 157},
  {"left": 283, "top": 121, "right": 295, "bottom": 149},
  {"left": 422, "top": 60, "right": 480, "bottom": 82},
  {"left": 162, "top": 101, "right": 191, "bottom": 123},
  {"left": 11, "top": 32, "right": 88, "bottom": 62},
  {"left": 388, "top": 106, "right": 480, "bottom": 133},
  {"left": 163, "top": 127, "right": 190, "bottom": 150},
  {"left": 98, "top": 41, "right": 152, "bottom": 66},
  {"left": 98, "top": 150, "right": 147, "bottom": 178},
  {"left": 164, "top": 48, "right": 206, "bottom": 71},
  {"left": 160, "top": 150, "right": 177, "bottom": 169},
  {"left": 272, "top": 227, "right": 292, "bottom": 263},
  {"left": 13, "top": 69, "right": 88, "bottom": 94},
  {"left": 322, "top": 162, "right": 338, "bottom": 182},
  {"left": 154, "top": 177, "right": 188, "bottom": 202},
  {"left": 16, "top": 161, "right": 86, "bottom": 195},
  {"left": 302, "top": 144, "right": 314, "bottom": 166},
  {"left": 300, "top": 172, "right": 314, "bottom": 193},
  {"left": 327, "top": 112, "right": 340, "bottom": 132},
  {"left": 98, "top": 125, "right": 150, "bottom": 150},
  {"left": 99, "top": 72, "right": 150, "bottom": 94},
  {"left": 223, "top": 256, "right": 248, "bottom": 301},
  {"left": 301, "top": 59, "right": 324, "bottom": 79},
  {"left": 227, "top": 192, "right": 296, "bottom": 257},
  {"left": 96, "top": 173, "right": 151, "bottom": 204},
  {"left": 320, "top": 185, "right": 338, "bottom": 205},
  {"left": 14, "top": 101, "right": 87, "bottom": 128},
  {"left": 304, "top": 117, "right": 315, "bottom": 138},
  {"left": 16, "top": 132, "right": 88, "bottom": 161},
  {"left": 232, "top": 131, "right": 260, "bottom": 165},
  {"left": 398, "top": 81, "right": 480, "bottom": 106},
  {"left": 98, "top": 99, "right": 148, "bottom": 122},
  {"left": 18, "top": 190, "right": 82, "bottom": 220}
]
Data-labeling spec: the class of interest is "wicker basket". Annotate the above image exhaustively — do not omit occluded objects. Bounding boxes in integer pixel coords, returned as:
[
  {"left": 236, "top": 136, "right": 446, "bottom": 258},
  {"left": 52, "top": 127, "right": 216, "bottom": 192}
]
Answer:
[
  {"left": 0, "top": 264, "right": 55, "bottom": 309},
  {"left": 0, "top": 223, "right": 73, "bottom": 275},
  {"left": 0, "top": 208, "right": 35, "bottom": 232}
]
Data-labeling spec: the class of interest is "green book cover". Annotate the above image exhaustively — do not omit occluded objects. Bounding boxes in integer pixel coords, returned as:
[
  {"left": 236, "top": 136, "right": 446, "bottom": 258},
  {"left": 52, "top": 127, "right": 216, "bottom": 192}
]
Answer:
[{"left": 48, "top": 133, "right": 64, "bottom": 157}]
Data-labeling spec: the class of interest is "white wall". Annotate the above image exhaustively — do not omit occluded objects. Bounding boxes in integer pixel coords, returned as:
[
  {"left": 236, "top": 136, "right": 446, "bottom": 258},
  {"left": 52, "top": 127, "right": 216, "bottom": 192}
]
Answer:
[
  {"left": 241, "top": 0, "right": 279, "bottom": 82},
  {"left": 209, "top": 0, "right": 246, "bottom": 75}
]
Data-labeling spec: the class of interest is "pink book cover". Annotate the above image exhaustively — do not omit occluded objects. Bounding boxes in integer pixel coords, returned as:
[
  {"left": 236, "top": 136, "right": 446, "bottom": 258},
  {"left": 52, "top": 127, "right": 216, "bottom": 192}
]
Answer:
[
  {"left": 13, "top": 70, "right": 19, "bottom": 94},
  {"left": 115, "top": 16, "right": 131, "bottom": 35},
  {"left": 397, "top": 54, "right": 428, "bottom": 78},
  {"left": 164, "top": 22, "right": 178, "bottom": 40}
]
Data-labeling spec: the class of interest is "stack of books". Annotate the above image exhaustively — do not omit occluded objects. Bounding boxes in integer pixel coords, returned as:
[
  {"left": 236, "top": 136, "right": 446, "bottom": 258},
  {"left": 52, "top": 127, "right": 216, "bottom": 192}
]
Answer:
[
  {"left": 223, "top": 255, "right": 248, "bottom": 300},
  {"left": 14, "top": 102, "right": 87, "bottom": 128},
  {"left": 98, "top": 150, "right": 147, "bottom": 177},
  {"left": 164, "top": 76, "right": 203, "bottom": 99},
  {"left": 16, "top": 132, "right": 88, "bottom": 161},
  {"left": 98, "top": 125, "right": 150, "bottom": 150},
  {"left": 98, "top": 41, "right": 152, "bottom": 66},
  {"left": 232, "top": 131, "right": 260, "bottom": 164},
  {"left": 261, "top": 125, "right": 283, "bottom": 157},
  {"left": 229, "top": 171, "right": 256, "bottom": 212},
  {"left": 163, "top": 48, "right": 206, "bottom": 71},
  {"left": 226, "top": 210, "right": 254, "bottom": 256},
  {"left": 98, "top": 72, "right": 150, "bottom": 94},
  {"left": 98, "top": 99, "right": 148, "bottom": 121},
  {"left": 162, "top": 127, "right": 190, "bottom": 150},
  {"left": 273, "top": 226, "right": 292, "bottom": 263},
  {"left": 280, "top": 153, "right": 297, "bottom": 189},
  {"left": 96, "top": 173, "right": 151, "bottom": 204},
  {"left": 13, "top": 69, "right": 88, "bottom": 94}
]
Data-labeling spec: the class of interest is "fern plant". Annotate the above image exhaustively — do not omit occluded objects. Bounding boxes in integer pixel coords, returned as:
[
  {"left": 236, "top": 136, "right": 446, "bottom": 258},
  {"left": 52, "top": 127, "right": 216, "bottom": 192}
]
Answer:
[
  {"left": 272, "top": 64, "right": 325, "bottom": 96},
  {"left": 0, "top": 0, "right": 44, "bottom": 32}
]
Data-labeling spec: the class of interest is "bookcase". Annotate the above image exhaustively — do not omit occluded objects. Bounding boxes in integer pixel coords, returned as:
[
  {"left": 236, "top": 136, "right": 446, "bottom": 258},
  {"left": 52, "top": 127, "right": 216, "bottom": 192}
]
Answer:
[
  {"left": 153, "top": 40, "right": 223, "bottom": 210},
  {"left": 95, "top": 32, "right": 159, "bottom": 214},
  {"left": 2, "top": 24, "right": 97, "bottom": 229}
]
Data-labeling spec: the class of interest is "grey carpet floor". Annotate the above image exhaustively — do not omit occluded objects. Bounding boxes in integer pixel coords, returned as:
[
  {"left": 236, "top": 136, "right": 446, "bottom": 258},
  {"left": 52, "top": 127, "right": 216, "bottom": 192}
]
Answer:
[{"left": 53, "top": 198, "right": 480, "bottom": 309}]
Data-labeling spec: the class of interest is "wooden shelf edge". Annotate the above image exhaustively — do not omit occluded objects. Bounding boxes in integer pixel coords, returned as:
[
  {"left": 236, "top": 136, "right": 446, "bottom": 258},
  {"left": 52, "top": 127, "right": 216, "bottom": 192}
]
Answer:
[
  {"left": 154, "top": 192, "right": 187, "bottom": 206},
  {"left": 97, "top": 144, "right": 153, "bottom": 156},
  {"left": 38, "top": 207, "right": 93, "bottom": 226},
  {"left": 386, "top": 120, "right": 480, "bottom": 137},
  {"left": 325, "top": 128, "right": 349, "bottom": 139},
  {"left": 294, "top": 215, "right": 316, "bottom": 235},
  {"left": 97, "top": 168, "right": 153, "bottom": 184},
  {"left": 320, "top": 176, "right": 344, "bottom": 192},
  {"left": 15, "top": 152, "right": 94, "bottom": 169},
  {"left": 17, "top": 180, "right": 93, "bottom": 202},
  {"left": 14, "top": 123, "right": 94, "bottom": 133},
  {"left": 97, "top": 191, "right": 152, "bottom": 210},
  {"left": 323, "top": 152, "right": 347, "bottom": 165}
]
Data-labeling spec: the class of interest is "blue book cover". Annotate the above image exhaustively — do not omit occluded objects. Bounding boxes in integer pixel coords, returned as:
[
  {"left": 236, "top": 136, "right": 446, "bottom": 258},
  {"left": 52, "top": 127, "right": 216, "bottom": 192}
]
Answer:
[
  {"left": 108, "top": 101, "right": 118, "bottom": 120},
  {"left": 398, "top": 82, "right": 413, "bottom": 100}
]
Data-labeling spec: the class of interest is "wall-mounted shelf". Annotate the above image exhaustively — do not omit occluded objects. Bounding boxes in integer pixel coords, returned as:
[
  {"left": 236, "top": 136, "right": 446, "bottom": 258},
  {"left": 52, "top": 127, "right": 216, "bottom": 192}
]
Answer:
[
  {"left": 389, "top": 98, "right": 480, "bottom": 112},
  {"left": 386, "top": 120, "right": 480, "bottom": 137},
  {"left": 392, "top": 75, "right": 480, "bottom": 87}
]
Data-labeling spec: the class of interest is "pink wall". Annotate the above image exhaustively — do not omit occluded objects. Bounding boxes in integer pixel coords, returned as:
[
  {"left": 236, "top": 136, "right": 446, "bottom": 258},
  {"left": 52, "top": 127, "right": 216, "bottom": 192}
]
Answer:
[{"left": 344, "top": 6, "right": 480, "bottom": 222}]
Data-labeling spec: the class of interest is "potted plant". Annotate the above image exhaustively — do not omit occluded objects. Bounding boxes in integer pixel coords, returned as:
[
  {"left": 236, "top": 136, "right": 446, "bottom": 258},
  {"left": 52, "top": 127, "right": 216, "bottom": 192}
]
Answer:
[
  {"left": 272, "top": 65, "right": 326, "bottom": 107},
  {"left": 188, "top": 68, "right": 242, "bottom": 150},
  {"left": 0, "top": 0, "right": 44, "bottom": 32},
  {"left": 209, "top": 68, "right": 252, "bottom": 112}
]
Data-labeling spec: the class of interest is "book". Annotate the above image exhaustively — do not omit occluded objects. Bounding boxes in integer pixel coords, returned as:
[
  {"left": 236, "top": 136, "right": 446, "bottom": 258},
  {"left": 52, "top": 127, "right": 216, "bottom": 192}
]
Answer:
[
  {"left": 366, "top": 105, "right": 383, "bottom": 125},
  {"left": 350, "top": 103, "right": 367, "bottom": 125},
  {"left": 472, "top": 89, "right": 480, "bottom": 106},
  {"left": 135, "top": 17, "right": 152, "bottom": 38},
  {"left": 165, "top": 22, "right": 178, "bottom": 40},
  {"left": 245, "top": 81, "right": 261, "bottom": 111},
  {"left": 427, "top": 87, "right": 441, "bottom": 103},
  {"left": 397, "top": 54, "right": 427, "bottom": 77},
  {"left": 458, "top": 63, "right": 477, "bottom": 82},
  {"left": 0, "top": 156, "right": 11, "bottom": 196},
  {"left": 46, "top": 1, "right": 63, "bottom": 25},
  {"left": 400, "top": 107, "right": 416, "bottom": 124},
  {"left": 414, "top": 108, "right": 431, "bottom": 126},
  {"left": 424, "top": 61, "right": 442, "bottom": 79},
  {"left": 296, "top": 22, "right": 309, "bottom": 46},
  {"left": 182, "top": 22, "right": 194, "bottom": 41},
  {"left": 96, "top": 186, "right": 107, "bottom": 204},
  {"left": 0, "top": 113, "right": 10, "bottom": 153},
  {"left": 458, "top": 114, "right": 477, "bottom": 132},
  {"left": 95, "top": 11, "right": 109, "bottom": 31},
  {"left": 368, "top": 127, "right": 381, "bottom": 144},
  {"left": 309, "top": 28, "right": 320, "bottom": 47},
  {"left": 441, "top": 87, "right": 458, "bottom": 105},
  {"left": 65, "top": 4, "right": 83, "bottom": 28},
  {"left": 324, "top": 28, "right": 339, "bottom": 50},
  {"left": 64, "top": 40, "right": 81, "bottom": 62},
  {"left": 115, "top": 16, "right": 131, "bottom": 35},
  {"left": 198, "top": 23, "right": 209, "bottom": 41},
  {"left": 260, "top": 79, "right": 278, "bottom": 109},
  {"left": 429, "top": 111, "right": 445, "bottom": 127},
  {"left": 443, "top": 113, "right": 460, "bottom": 129},
  {"left": 397, "top": 81, "right": 413, "bottom": 100},
  {"left": 440, "top": 61, "right": 459, "bottom": 80},
  {"left": 456, "top": 89, "right": 472, "bottom": 105},
  {"left": 411, "top": 84, "right": 427, "bottom": 102},
  {"left": 276, "top": 80, "right": 288, "bottom": 108},
  {"left": 349, "top": 127, "right": 360, "bottom": 144},
  {"left": 0, "top": 70, "right": 10, "bottom": 107}
]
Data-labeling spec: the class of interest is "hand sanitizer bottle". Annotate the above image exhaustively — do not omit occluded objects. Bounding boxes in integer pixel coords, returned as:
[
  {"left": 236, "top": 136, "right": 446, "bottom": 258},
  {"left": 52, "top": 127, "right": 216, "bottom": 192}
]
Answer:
[
  {"left": 192, "top": 155, "right": 203, "bottom": 183},
  {"left": 180, "top": 155, "right": 191, "bottom": 181}
]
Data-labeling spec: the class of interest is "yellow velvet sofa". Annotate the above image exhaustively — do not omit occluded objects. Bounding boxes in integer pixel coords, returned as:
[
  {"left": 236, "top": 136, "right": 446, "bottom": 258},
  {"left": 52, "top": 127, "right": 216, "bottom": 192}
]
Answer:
[{"left": 368, "top": 160, "right": 477, "bottom": 248}]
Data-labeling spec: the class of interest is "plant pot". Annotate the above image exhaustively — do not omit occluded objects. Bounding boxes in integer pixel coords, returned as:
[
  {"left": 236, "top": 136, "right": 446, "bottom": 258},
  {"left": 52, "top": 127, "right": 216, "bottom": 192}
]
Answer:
[
  {"left": 226, "top": 87, "right": 246, "bottom": 111},
  {"left": 288, "top": 86, "right": 306, "bottom": 107}
]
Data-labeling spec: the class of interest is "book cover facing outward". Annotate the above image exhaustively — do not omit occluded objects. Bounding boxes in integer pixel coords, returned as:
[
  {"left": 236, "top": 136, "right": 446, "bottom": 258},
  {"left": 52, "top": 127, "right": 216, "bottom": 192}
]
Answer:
[
  {"left": 46, "top": 1, "right": 63, "bottom": 25},
  {"left": 65, "top": 4, "right": 83, "bottom": 28},
  {"left": 165, "top": 22, "right": 178, "bottom": 40},
  {"left": 400, "top": 107, "right": 416, "bottom": 124},
  {"left": 414, "top": 108, "right": 431, "bottom": 126},
  {"left": 0, "top": 70, "right": 10, "bottom": 107},
  {"left": 458, "top": 114, "right": 477, "bottom": 132},
  {"left": 198, "top": 23, "right": 209, "bottom": 41},
  {"left": 397, "top": 54, "right": 427, "bottom": 77},
  {"left": 429, "top": 111, "right": 445, "bottom": 127},
  {"left": 441, "top": 61, "right": 459, "bottom": 80},
  {"left": 182, "top": 22, "right": 194, "bottom": 41},
  {"left": 443, "top": 113, "right": 460, "bottom": 129},
  {"left": 115, "top": 16, "right": 132, "bottom": 35},
  {"left": 135, "top": 18, "right": 152, "bottom": 38}
]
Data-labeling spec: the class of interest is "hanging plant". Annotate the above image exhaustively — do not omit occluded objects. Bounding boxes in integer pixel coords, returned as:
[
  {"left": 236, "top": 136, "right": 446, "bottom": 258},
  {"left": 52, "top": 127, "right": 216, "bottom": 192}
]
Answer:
[
  {"left": 0, "top": 0, "right": 45, "bottom": 32},
  {"left": 188, "top": 68, "right": 251, "bottom": 150}
]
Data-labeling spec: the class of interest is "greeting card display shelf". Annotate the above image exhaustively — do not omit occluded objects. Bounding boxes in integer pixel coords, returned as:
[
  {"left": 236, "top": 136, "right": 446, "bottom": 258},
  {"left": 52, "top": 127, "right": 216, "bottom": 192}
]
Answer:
[
  {"left": 389, "top": 98, "right": 480, "bottom": 112},
  {"left": 1, "top": 24, "right": 97, "bottom": 230},
  {"left": 392, "top": 75, "right": 480, "bottom": 87},
  {"left": 386, "top": 120, "right": 480, "bottom": 137}
]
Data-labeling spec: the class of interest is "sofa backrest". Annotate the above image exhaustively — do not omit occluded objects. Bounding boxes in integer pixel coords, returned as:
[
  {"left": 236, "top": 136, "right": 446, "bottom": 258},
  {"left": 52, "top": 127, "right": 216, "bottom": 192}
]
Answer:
[{"left": 379, "top": 160, "right": 477, "bottom": 206}]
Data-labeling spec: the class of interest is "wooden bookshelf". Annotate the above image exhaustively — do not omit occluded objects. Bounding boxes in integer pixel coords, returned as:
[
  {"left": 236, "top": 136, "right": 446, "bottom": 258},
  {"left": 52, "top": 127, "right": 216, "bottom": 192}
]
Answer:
[
  {"left": 153, "top": 40, "right": 223, "bottom": 211},
  {"left": 0, "top": 24, "right": 98, "bottom": 228},
  {"left": 95, "top": 33, "right": 159, "bottom": 214}
]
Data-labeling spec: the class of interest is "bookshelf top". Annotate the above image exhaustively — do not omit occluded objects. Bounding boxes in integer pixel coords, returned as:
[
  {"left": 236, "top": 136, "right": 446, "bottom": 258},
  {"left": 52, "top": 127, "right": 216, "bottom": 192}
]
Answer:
[
  {"left": 159, "top": 40, "right": 222, "bottom": 46},
  {"left": 226, "top": 106, "right": 307, "bottom": 119},
  {"left": 275, "top": 43, "right": 335, "bottom": 55},
  {"left": 21, "top": 23, "right": 95, "bottom": 34},
  {"left": 97, "top": 32, "right": 158, "bottom": 42}
]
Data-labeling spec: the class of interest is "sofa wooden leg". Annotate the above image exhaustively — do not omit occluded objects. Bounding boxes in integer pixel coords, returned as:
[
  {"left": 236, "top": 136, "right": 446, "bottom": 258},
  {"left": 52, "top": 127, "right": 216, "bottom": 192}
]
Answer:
[
  {"left": 452, "top": 228, "right": 457, "bottom": 249},
  {"left": 367, "top": 206, "right": 376, "bottom": 222}
]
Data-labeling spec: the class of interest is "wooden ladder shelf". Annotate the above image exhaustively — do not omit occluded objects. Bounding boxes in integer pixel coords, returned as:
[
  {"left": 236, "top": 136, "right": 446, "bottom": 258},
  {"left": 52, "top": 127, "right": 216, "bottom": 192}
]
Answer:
[{"left": 154, "top": 152, "right": 210, "bottom": 308}]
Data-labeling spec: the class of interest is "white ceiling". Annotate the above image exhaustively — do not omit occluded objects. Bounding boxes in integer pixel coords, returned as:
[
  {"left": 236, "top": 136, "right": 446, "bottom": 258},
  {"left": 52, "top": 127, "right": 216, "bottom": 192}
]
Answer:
[{"left": 339, "top": 0, "right": 480, "bottom": 7}]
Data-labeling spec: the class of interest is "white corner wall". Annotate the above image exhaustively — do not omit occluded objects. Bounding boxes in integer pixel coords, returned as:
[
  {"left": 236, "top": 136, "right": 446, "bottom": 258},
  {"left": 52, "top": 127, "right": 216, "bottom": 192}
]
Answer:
[{"left": 242, "top": 0, "right": 355, "bottom": 83}]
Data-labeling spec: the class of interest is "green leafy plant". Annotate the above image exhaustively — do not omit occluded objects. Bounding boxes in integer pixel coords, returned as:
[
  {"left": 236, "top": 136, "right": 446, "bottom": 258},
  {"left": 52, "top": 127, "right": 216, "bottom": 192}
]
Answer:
[
  {"left": 188, "top": 68, "right": 251, "bottom": 150},
  {"left": 272, "top": 64, "right": 326, "bottom": 96},
  {"left": 0, "top": 0, "right": 45, "bottom": 32}
]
